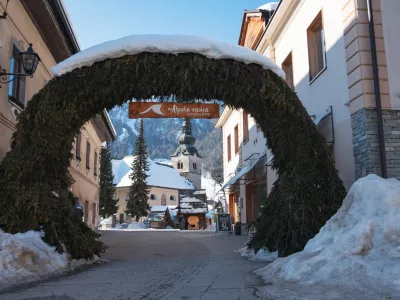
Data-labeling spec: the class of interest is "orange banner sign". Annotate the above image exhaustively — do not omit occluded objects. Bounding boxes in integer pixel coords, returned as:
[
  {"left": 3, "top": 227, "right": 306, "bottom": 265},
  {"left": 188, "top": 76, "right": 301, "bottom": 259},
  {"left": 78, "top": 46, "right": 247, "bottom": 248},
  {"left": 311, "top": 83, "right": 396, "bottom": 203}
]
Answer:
[{"left": 129, "top": 102, "right": 220, "bottom": 119}]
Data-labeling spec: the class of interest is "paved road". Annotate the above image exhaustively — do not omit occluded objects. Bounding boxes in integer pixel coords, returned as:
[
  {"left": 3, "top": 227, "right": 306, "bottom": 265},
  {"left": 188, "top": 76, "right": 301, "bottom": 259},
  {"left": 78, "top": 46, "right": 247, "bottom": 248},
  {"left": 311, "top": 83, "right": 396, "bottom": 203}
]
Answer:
[{"left": 0, "top": 231, "right": 265, "bottom": 300}]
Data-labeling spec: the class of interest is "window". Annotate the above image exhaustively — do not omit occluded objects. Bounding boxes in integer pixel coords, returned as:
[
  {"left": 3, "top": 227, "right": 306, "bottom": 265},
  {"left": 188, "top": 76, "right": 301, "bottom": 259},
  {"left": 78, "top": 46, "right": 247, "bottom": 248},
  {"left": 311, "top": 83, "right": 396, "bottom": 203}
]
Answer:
[
  {"left": 282, "top": 52, "right": 294, "bottom": 90},
  {"left": 243, "top": 111, "right": 249, "bottom": 143},
  {"left": 92, "top": 203, "right": 96, "bottom": 224},
  {"left": 234, "top": 125, "right": 239, "bottom": 154},
  {"left": 150, "top": 194, "right": 156, "bottom": 200},
  {"left": 8, "top": 45, "right": 26, "bottom": 108},
  {"left": 193, "top": 162, "right": 197, "bottom": 170},
  {"left": 76, "top": 133, "right": 81, "bottom": 160},
  {"left": 307, "top": 11, "right": 326, "bottom": 80},
  {"left": 161, "top": 193, "right": 167, "bottom": 205},
  {"left": 86, "top": 141, "right": 91, "bottom": 170},
  {"left": 227, "top": 135, "right": 231, "bottom": 161},
  {"left": 170, "top": 195, "right": 175, "bottom": 201},
  {"left": 177, "top": 161, "right": 182, "bottom": 169},
  {"left": 94, "top": 151, "right": 98, "bottom": 176}
]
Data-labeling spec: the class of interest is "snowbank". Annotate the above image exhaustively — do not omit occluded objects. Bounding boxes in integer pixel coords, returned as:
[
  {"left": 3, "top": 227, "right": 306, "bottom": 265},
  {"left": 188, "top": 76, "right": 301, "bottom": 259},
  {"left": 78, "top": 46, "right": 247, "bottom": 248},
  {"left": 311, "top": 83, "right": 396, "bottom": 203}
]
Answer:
[
  {"left": 127, "top": 222, "right": 147, "bottom": 229},
  {"left": 236, "top": 244, "right": 277, "bottom": 262},
  {"left": 0, "top": 230, "right": 100, "bottom": 287},
  {"left": 255, "top": 175, "right": 400, "bottom": 293},
  {"left": 51, "top": 34, "right": 285, "bottom": 78}
]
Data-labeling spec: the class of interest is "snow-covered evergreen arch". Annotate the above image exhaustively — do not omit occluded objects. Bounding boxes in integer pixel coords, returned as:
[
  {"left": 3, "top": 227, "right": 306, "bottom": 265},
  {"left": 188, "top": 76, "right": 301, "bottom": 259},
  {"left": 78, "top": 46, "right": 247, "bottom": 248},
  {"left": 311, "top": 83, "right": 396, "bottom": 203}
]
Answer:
[{"left": 0, "top": 35, "right": 345, "bottom": 259}]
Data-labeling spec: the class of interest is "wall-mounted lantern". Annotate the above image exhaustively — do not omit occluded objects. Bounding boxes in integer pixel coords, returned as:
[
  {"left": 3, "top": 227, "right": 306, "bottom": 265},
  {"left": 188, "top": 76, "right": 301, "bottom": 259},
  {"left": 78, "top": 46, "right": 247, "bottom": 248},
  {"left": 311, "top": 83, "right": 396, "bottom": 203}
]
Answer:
[{"left": 0, "top": 44, "right": 40, "bottom": 88}]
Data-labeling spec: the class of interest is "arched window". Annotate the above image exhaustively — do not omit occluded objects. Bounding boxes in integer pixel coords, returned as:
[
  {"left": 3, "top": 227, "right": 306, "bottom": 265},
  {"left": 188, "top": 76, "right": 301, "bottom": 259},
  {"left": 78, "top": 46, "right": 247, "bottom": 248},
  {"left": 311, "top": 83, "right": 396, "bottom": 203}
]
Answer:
[
  {"left": 177, "top": 161, "right": 182, "bottom": 169},
  {"left": 170, "top": 195, "right": 175, "bottom": 201},
  {"left": 150, "top": 194, "right": 156, "bottom": 200},
  {"left": 161, "top": 193, "right": 167, "bottom": 205}
]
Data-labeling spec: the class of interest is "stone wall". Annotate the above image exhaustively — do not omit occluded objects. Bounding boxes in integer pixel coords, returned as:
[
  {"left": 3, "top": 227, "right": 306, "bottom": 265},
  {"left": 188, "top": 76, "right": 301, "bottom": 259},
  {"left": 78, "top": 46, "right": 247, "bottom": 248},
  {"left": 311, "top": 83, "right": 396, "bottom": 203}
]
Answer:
[{"left": 351, "top": 108, "right": 400, "bottom": 179}]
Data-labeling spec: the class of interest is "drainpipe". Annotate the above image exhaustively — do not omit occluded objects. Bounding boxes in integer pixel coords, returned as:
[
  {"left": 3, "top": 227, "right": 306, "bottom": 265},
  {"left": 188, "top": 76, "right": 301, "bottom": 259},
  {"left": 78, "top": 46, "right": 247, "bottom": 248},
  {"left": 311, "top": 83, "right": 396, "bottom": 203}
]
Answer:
[{"left": 367, "top": 0, "right": 387, "bottom": 178}]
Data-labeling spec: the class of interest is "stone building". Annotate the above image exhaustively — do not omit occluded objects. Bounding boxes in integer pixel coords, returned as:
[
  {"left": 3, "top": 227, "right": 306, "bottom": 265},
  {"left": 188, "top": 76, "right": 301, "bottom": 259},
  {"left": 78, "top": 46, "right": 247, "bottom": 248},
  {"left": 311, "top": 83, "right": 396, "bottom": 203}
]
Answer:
[
  {"left": 0, "top": 0, "right": 116, "bottom": 229},
  {"left": 170, "top": 118, "right": 202, "bottom": 189}
]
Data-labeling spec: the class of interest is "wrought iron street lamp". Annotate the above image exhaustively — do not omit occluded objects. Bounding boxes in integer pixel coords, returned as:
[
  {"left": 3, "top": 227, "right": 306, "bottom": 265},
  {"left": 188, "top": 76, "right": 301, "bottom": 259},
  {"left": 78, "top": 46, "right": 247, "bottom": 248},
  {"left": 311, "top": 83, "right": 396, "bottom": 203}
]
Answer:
[{"left": 0, "top": 44, "right": 41, "bottom": 88}]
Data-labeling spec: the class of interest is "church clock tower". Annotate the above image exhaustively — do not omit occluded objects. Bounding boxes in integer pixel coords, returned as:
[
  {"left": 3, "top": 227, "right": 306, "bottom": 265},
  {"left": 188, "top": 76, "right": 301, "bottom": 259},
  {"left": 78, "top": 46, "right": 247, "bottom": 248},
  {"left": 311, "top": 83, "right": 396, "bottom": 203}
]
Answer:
[{"left": 171, "top": 118, "right": 202, "bottom": 189}]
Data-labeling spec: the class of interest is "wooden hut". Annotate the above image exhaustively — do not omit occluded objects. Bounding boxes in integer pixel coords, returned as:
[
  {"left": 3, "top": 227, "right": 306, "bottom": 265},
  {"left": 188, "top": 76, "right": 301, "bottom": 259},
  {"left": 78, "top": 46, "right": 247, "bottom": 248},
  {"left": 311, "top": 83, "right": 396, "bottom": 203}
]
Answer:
[
  {"left": 173, "top": 197, "right": 208, "bottom": 230},
  {"left": 148, "top": 206, "right": 173, "bottom": 229}
]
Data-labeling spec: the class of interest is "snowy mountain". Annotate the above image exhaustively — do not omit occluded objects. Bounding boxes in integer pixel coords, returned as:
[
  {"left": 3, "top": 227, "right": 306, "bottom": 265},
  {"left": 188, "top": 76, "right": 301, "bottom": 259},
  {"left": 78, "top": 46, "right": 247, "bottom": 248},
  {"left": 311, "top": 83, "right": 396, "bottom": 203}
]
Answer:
[{"left": 108, "top": 103, "right": 220, "bottom": 161}]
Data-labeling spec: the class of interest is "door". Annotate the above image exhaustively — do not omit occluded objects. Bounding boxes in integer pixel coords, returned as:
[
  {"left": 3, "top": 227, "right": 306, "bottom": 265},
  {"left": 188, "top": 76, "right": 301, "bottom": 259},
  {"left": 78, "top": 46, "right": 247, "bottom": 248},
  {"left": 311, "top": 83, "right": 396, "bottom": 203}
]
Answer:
[
  {"left": 256, "top": 183, "right": 266, "bottom": 218},
  {"left": 229, "top": 194, "right": 235, "bottom": 224},
  {"left": 161, "top": 193, "right": 167, "bottom": 205}
]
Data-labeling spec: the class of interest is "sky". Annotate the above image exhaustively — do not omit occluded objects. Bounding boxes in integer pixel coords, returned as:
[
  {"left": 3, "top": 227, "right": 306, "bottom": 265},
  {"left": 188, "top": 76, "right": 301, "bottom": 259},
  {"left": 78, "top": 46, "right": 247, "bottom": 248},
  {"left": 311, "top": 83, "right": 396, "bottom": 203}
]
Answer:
[{"left": 63, "top": 0, "right": 277, "bottom": 50}]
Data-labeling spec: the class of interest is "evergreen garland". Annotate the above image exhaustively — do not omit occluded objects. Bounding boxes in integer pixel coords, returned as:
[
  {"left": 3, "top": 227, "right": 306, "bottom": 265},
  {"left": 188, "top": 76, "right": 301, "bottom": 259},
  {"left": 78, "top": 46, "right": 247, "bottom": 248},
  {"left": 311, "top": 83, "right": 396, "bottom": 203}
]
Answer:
[
  {"left": 125, "top": 119, "right": 150, "bottom": 221},
  {"left": 0, "top": 52, "right": 346, "bottom": 258},
  {"left": 99, "top": 146, "right": 119, "bottom": 218}
]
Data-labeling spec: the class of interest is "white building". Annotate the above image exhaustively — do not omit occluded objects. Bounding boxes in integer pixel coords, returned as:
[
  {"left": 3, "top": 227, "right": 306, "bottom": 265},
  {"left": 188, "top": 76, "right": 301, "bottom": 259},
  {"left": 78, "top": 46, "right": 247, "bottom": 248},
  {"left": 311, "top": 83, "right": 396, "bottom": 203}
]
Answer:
[{"left": 217, "top": 0, "right": 400, "bottom": 230}]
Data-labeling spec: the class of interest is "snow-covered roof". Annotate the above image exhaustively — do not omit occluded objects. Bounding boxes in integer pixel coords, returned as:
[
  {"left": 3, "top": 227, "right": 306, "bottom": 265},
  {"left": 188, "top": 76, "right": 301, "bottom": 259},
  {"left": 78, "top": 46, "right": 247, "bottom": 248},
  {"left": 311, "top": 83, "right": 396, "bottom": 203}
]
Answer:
[
  {"left": 51, "top": 34, "right": 284, "bottom": 78},
  {"left": 181, "top": 197, "right": 202, "bottom": 203},
  {"left": 151, "top": 206, "right": 169, "bottom": 212},
  {"left": 112, "top": 156, "right": 195, "bottom": 190},
  {"left": 258, "top": 2, "right": 279, "bottom": 11},
  {"left": 193, "top": 190, "right": 206, "bottom": 195}
]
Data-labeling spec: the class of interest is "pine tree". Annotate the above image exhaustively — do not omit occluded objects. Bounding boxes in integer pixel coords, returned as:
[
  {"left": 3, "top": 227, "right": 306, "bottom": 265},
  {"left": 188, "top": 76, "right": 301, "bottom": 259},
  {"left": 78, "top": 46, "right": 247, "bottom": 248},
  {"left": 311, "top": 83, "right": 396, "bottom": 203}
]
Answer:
[
  {"left": 126, "top": 119, "right": 150, "bottom": 221},
  {"left": 99, "top": 146, "right": 119, "bottom": 218}
]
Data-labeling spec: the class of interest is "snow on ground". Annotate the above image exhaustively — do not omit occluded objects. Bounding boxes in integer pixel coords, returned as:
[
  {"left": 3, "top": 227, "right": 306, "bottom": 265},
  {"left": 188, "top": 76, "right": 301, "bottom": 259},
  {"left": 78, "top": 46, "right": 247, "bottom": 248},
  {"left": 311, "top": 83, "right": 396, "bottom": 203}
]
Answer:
[
  {"left": 127, "top": 222, "right": 147, "bottom": 229},
  {"left": 51, "top": 34, "right": 285, "bottom": 78},
  {"left": 0, "top": 230, "right": 99, "bottom": 288},
  {"left": 258, "top": 2, "right": 279, "bottom": 11},
  {"left": 236, "top": 244, "right": 277, "bottom": 262},
  {"left": 255, "top": 175, "right": 400, "bottom": 297}
]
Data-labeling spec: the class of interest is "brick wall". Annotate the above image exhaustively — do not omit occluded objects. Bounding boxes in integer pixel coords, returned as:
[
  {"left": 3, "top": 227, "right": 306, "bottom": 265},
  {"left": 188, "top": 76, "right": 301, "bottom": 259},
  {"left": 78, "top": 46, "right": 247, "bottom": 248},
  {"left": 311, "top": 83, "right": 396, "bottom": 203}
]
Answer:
[{"left": 351, "top": 108, "right": 400, "bottom": 179}]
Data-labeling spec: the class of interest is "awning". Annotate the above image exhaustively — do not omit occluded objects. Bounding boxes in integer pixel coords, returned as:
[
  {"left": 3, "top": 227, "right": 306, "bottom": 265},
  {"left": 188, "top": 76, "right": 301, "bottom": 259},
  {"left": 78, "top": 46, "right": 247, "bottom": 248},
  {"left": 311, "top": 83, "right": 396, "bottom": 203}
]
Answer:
[
  {"left": 312, "top": 106, "right": 334, "bottom": 144},
  {"left": 265, "top": 155, "right": 274, "bottom": 166},
  {"left": 220, "top": 154, "right": 265, "bottom": 190},
  {"left": 313, "top": 106, "right": 332, "bottom": 126}
]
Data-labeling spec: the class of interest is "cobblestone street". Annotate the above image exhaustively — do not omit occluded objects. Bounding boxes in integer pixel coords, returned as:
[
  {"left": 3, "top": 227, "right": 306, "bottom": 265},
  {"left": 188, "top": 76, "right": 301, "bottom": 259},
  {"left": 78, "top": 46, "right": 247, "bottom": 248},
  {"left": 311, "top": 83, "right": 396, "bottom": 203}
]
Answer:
[{"left": 0, "top": 231, "right": 265, "bottom": 300}]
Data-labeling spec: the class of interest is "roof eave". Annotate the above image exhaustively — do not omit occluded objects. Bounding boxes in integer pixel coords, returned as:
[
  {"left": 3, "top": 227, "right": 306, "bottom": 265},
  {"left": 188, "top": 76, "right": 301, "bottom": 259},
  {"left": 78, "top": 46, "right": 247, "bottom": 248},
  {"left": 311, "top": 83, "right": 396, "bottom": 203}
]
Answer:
[{"left": 215, "top": 106, "right": 233, "bottom": 128}]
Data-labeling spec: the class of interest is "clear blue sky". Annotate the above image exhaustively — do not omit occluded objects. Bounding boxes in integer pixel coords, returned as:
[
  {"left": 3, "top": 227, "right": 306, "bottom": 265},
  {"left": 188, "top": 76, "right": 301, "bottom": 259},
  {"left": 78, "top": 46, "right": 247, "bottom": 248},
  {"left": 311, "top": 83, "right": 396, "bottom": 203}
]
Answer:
[{"left": 63, "top": 0, "right": 276, "bottom": 50}]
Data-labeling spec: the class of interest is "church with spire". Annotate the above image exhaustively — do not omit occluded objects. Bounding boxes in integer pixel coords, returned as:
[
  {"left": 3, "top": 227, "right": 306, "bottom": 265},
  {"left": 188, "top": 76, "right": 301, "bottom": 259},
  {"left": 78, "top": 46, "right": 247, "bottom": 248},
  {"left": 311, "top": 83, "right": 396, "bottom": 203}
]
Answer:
[{"left": 171, "top": 118, "right": 202, "bottom": 189}]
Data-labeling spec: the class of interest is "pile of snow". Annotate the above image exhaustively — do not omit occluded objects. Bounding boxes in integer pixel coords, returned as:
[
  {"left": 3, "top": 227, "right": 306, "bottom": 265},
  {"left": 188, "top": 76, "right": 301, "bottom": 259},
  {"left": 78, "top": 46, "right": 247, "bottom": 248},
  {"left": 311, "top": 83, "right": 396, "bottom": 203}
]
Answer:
[
  {"left": 258, "top": 2, "right": 279, "bottom": 11},
  {"left": 256, "top": 175, "right": 400, "bottom": 293},
  {"left": 127, "top": 222, "right": 147, "bottom": 229},
  {"left": 51, "top": 34, "right": 284, "bottom": 78},
  {"left": 236, "top": 244, "right": 277, "bottom": 262},
  {"left": 0, "top": 230, "right": 100, "bottom": 287},
  {"left": 112, "top": 156, "right": 195, "bottom": 190},
  {"left": 203, "top": 224, "right": 216, "bottom": 232},
  {"left": 100, "top": 217, "right": 112, "bottom": 225}
]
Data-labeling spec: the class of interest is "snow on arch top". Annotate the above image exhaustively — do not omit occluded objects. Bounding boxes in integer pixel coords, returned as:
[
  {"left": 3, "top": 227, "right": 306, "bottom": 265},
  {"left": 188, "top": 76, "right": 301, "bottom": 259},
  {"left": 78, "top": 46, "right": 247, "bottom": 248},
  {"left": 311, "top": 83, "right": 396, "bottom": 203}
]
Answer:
[{"left": 51, "top": 34, "right": 285, "bottom": 78}]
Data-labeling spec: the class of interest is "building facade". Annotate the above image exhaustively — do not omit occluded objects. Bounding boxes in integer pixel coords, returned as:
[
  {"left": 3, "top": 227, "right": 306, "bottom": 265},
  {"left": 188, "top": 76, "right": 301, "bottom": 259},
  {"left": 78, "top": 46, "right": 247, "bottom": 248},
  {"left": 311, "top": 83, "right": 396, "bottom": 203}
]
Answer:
[
  {"left": 0, "top": 0, "right": 116, "bottom": 229},
  {"left": 218, "top": 0, "right": 400, "bottom": 231}
]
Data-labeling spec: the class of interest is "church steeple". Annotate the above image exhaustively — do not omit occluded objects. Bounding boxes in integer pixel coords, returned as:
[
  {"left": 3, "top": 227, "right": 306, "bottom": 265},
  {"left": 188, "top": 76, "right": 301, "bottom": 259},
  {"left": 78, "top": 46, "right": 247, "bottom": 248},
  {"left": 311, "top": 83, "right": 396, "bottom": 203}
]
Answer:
[
  {"left": 178, "top": 118, "right": 196, "bottom": 145},
  {"left": 171, "top": 118, "right": 202, "bottom": 189},
  {"left": 172, "top": 118, "right": 201, "bottom": 158}
]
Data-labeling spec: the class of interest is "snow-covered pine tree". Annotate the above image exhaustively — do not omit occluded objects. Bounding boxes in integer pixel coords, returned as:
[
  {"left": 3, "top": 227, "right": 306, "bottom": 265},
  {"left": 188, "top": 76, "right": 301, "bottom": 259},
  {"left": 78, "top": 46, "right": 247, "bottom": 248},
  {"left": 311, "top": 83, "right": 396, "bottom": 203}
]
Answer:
[
  {"left": 125, "top": 119, "right": 150, "bottom": 221},
  {"left": 99, "top": 145, "right": 119, "bottom": 218}
]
